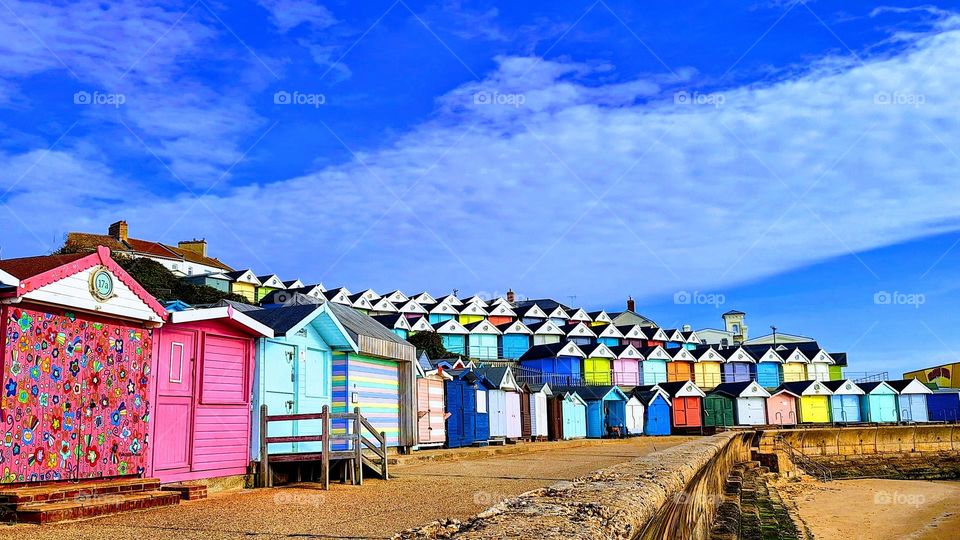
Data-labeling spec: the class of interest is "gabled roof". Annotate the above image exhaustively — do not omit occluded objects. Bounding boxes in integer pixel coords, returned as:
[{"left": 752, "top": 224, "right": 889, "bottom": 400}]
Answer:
[
  {"left": 225, "top": 269, "right": 262, "bottom": 285},
  {"left": 671, "top": 347, "right": 696, "bottom": 362},
  {"left": 723, "top": 310, "right": 745, "bottom": 316},
  {"left": 515, "top": 304, "right": 548, "bottom": 319},
  {"left": 579, "top": 342, "right": 616, "bottom": 359},
  {"left": 168, "top": 306, "right": 274, "bottom": 337},
  {"left": 459, "top": 295, "right": 489, "bottom": 307},
  {"left": 710, "top": 381, "right": 770, "bottom": 398},
  {"left": 546, "top": 305, "right": 570, "bottom": 320},
  {"left": 776, "top": 380, "right": 833, "bottom": 396},
  {"left": 0, "top": 268, "right": 20, "bottom": 289},
  {"left": 368, "top": 297, "right": 399, "bottom": 313},
  {"left": 496, "top": 320, "right": 533, "bottom": 335},
  {"left": 637, "top": 345, "right": 672, "bottom": 361},
  {"left": 594, "top": 323, "right": 625, "bottom": 339},
  {"left": 486, "top": 303, "right": 516, "bottom": 317},
  {"left": 692, "top": 345, "right": 723, "bottom": 362},
  {"left": 587, "top": 310, "right": 612, "bottom": 324},
  {"left": 458, "top": 303, "right": 488, "bottom": 316},
  {"left": 409, "top": 316, "right": 434, "bottom": 332},
  {"left": 410, "top": 292, "right": 436, "bottom": 304},
  {"left": 356, "top": 288, "right": 380, "bottom": 301},
  {"left": 886, "top": 378, "right": 933, "bottom": 394},
  {"left": 719, "top": 347, "right": 756, "bottom": 363},
  {"left": 741, "top": 345, "right": 784, "bottom": 363},
  {"left": 323, "top": 288, "right": 352, "bottom": 305},
  {"left": 256, "top": 275, "right": 286, "bottom": 289},
  {"left": 856, "top": 381, "right": 898, "bottom": 394},
  {"left": 372, "top": 314, "right": 412, "bottom": 331},
  {"left": 0, "top": 246, "right": 167, "bottom": 322},
  {"left": 527, "top": 382, "right": 552, "bottom": 395},
  {"left": 474, "top": 366, "right": 519, "bottom": 391},
  {"left": 246, "top": 304, "right": 355, "bottom": 351},
  {"left": 562, "top": 322, "right": 597, "bottom": 338},
  {"left": 394, "top": 299, "right": 428, "bottom": 314},
  {"left": 680, "top": 330, "right": 701, "bottom": 344},
  {"left": 283, "top": 279, "right": 305, "bottom": 289},
  {"left": 632, "top": 388, "right": 670, "bottom": 406},
  {"left": 526, "top": 320, "right": 564, "bottom": 336},
  {"left": 427, "top": 301, "right": 459, "bottom": 315},
  {"left": 565, "top": 307, "right": 591, "bottom": 321},
  {"left": 551, "top": 385, "right": 627, "bottom": 402},
  {"left": 609, "top": 310, "right": 659, "bottom": 327},
  {"left": 514, "top": 298, "right": 570, "bottom": 311},
  {"left": 656, "top": 380, "right": 706, "bottom": 398},
  {"left": 447, "top": 368, "right": 497, "bottom": 389},
  {"left": 519, "top": 341, "right": 586, "bottom": 360},
  {"left": 383, "top": 290, "right": 408, "bottom": 303},
  {"left": 830, "top": 352, "right": 848, "bottom": 367},
  {"left": 464, "top": 320, "right": 501, "bottom": 335},
  {"left": 663, "top": 329, "right": 685, "bottom": 342},
  {"left": 489, "top": 297, "right": 511, "bottom": 307},
  {"left": 432, "top": 319, "right": 469, "bottom": 335},
  {"left": 348, "top": 292, "right": 375, "bottom": 310},
  {"left": 608, "top": 344, "right": 643, "bottom": 359},
  {"left": 323, "top": 301, "right": 416, "bottom": 361},
  {"left": 616, "top": 325, "right": 646, "bottom": 340},
  {"left": 640, "top": 327, "right": 670, "bottom": 342},
  {"left": 163, "top": 299, "right": 193, "bottom": 312},
  {"left": 777, "top": 344, "right": 810, "bottom": 363},
  {"left": 822, "top": 379, "right": 865, "bottom": 395}
]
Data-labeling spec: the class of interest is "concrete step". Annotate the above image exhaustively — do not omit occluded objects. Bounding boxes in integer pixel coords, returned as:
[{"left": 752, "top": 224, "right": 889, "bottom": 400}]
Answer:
[
  {"left": 160, "top": 483, "right": 208, "bottom": 501},
  {"left": 15, "top": 489, "right": 180, "bottom": 524}
]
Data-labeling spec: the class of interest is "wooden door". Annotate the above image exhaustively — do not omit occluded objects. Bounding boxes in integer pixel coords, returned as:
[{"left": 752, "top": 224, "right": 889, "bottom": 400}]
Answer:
[
  {"left": 520, "top": 393, "right": 532, "bottom": 437},
  {"left": 154, "top": 329, "right": 197, "bottom": 474},
  {"left": 417, "top": 379, "right": 432, "bottom": 443},
  {"left": 547, "top": 397, "right": 563, "bottom": 440},
  {"left": 263, "top": 342, "right": 297, "bottom": 453}
]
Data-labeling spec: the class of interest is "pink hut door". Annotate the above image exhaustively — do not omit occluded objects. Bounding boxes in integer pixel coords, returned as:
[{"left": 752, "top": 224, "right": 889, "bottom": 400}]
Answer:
[{"left": 154, "top": 330, "right": 197, "bottom": 473}]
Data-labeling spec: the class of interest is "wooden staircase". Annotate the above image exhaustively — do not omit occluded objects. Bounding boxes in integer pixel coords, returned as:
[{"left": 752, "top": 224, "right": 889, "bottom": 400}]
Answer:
[
  {"left": 0, "top": 477, "right": 180, "bottom": 524},
  {"left": 259, "top": 405, "right": 390, "bottom": 489}
]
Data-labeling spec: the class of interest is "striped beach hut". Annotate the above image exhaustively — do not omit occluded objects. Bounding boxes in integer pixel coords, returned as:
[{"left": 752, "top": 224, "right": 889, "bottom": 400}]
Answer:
[
  {"left": 858, "top": 381, "right": 899, "bottom": 423},
  {"left": 414, "top": 351, "right": 453, "bottom": 448},
  {"left": 888, "top": 378, "right": 932, "bottom": 422}
]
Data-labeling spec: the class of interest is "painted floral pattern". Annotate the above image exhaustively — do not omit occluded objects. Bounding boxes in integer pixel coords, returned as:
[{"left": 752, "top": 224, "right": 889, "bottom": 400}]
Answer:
[{"left": 1, "top": 307, "right": 153, "bottom": 483}]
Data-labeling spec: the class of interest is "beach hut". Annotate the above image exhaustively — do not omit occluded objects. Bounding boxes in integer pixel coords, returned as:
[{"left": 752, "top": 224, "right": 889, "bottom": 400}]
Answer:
[
  {"left": 829, "top": 352, "right": 847, "bottom": 381},
  {"left": 546, "top": 305, "right": 570, "bottom": 326},
  {"left": 858, "top": 381, "right": 900, "bottom": 423},
  {"left": 594, "top": 323, "right": 624, "bottom": 347},
  {"left": 372, "top": 313, "right": 412, "bottom": 339},
  {"left": 182, "top": 271, "right": 232, "bottom": 293},
  {"left": 475, "top": 366, "right": 522, "bottom": 441},
  {"left": 888, "top": 378, "right": 933, "bottom": 422},
  {"left": 618, "top": 325, "right": 647, "bottom": 348},
  {"left": 458, "top": 295, "right": 488, "bottom": 307},
  {"left": 486, "top": 303, "right": 517, "bottom": 326},
  {"left": 410, "top": 292, "right": 437, "bottom": 305},
  {"left": 720, "top": 347, "right": 754, "bottom": 383},
  {"left": 801, "top": 346, "right": 834, "bottom": 381},
  {"left": 927, "top": 389, "right": 960, "bottom": 422},
  {"left": 247, "top": 303, "right": 357, "bottom": 459},
  {"left": 641, "top": 326, "right": 669, "bottom": 348},
  {"left": 355, "top": 288, "right": 379, "bottom": 302},
  {"left": 444, "top": 369, "right": 495, "bottom": 448},
  {"left": 638, "top": 345, "right": 671, "bottom": 385},
  {"left": 322, "top": 287, "right": 353, "bottom": 306},
  {"left": 588, "top": 310, "right": 613, "bottom": 327},
  {"left": 633, "top": 388, "right": 672, "bottom": 436},
  {"left": 0, "top": 248, "right": 167, "bottom": 485},
  {"left": 563, "top": 321, "right": 597, "bottom": 346},
  {"left": 256, "top": 274, "right": 287, "bottom": 302},
  {"left": 779, "top": 345, "right": 810, "bottom": 383},
  {"left": 581, "top": 342, "right": 616, "bottom": 385},
  {"left": 517, "top": 304, "right": 548, "bottom": 326},
  {"left": 776, "top": 381, "right": 833, "bottom": 423},
  {"left": 383, "top": 290, "right": 408, "bottom": 303},
  {"left": 767, "top": 388, "right": 799, "bottom": 425},
  {"left": 367, "top": 297, "right": 400, "bottom": 316},
  {"left": 681, "top": 330, "right": 701, "bottom": 350},
  {"left": 529, "top": 320, "right": 564, "bottom": 345},
  {"left": 560, "top": 391, "right": 588, "bottom": 440},
  {"left": 667, "top": 346, "right": 696, "bottom": 382},
  {"left": 705, "top": 381, "right": 771, "bottom": 427},
  {"left": 434, "top": 293, "right": 462, "bottom": 307},
  {"left": 152, "top": 307, "right": 273, "bottom": 483},
  {"left": 663, "top": 329, "right": 685, "bottom": 349},
  {"left": 433, "top": 319, "right": 469, "bottom": 356},
  {"left": 426, "top": 301, "right": 459, "bottom": 324},
  {"left": 408, "top": 316, "right": 434, "bottom": 335},
  {"left": 415, "top": 352, "right": 453, "bottom": 448},
  {"left": 693, "top": 345, "right": 724, "bottom": 389},
  {"left": 746, "top": 345, "right": 784, "bottom": 389},
  {"left": 556, "top": 386, "right": 629, "bottom": 438},
  {"left": 625, "top": 395, "right": 645, "bottom": 435},
  {"left": 498, "top": 320, "right": 533, "bottom": 360},
  {"left": 395, "top": 298, "right": 428, "bottom": 321},
  {"left": 823, "top": 379, "right": 864, "bottom": 423},
  {"left": 658, "top": 381, "right": 706, "bottom": 430},
  {"left": 519, "top": 341, "right": 586, "bottom": 386},
  {"left": 610, "top": 344, "right": 644, "bottom": 386},
  {"left": 457, "top": 303, "right": 488, "bottom": 325},
  {"left": 566, "top": 307, "right": 592, "bottom": 325},
  {"left": 528, "top": 383, "right": 552, "bottom": 440},
  {"left": 465, "top": 320, "right": 501, "bottom": 360},
  {"left": 225, "top": 269, "right": 262, "bottom": 303}
]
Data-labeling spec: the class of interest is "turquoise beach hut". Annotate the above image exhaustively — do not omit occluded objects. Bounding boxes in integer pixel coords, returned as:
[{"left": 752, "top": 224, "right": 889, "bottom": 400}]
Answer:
[
  {"left": 888, "top": 378, "right": 932, "bottom": 422},
  {"left": 638, "top": 345, "right": 671, "bottom": 385},
  {"left": 498, "top": 320, "right": 533, "bottom": 359},
  {"left": 555, "top": 386, "right": 628, "bottom": 438},
  {"left": 857, "top": 381, "right": 900, "bottom": 423}
]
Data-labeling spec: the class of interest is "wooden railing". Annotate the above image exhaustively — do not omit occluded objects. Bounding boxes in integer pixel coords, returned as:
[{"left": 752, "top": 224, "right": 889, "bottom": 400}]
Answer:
[{"left": 258, "top": 404, "right": 388, "bottom": 490}]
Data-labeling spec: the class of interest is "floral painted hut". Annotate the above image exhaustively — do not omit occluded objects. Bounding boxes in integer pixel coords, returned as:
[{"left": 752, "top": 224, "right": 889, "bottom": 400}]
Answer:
[{"left": 0, "top": 247, "right": 167, "bottom": 484}]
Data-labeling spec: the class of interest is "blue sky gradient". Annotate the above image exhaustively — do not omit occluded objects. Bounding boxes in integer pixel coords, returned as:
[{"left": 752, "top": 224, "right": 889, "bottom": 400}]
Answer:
[{"left": 1, "top": 1, "right": 959, "bottom": 378}]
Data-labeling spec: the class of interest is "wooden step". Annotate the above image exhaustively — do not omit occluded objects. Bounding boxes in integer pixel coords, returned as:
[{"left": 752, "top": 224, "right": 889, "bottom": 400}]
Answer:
[
  {"left": 15, "top": 490, "right": 180, "bottom": 524},
  {"left": 0, "top": 478, "right": 160, "bottom": 505}
]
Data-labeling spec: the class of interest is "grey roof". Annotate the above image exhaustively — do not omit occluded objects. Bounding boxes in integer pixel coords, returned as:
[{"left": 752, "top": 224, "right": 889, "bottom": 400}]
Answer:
[
  {"left": 212, "top": 299, "right": 263, "bottom": 312},
  {"left": 551, "top": 385, "right": 624, "bottom": 401},
  {"left": 324, "top": 300, "right": 411, "bottom": 348},
  {"left": 246, "top": 305, "right": 321, "bottom": 336}
]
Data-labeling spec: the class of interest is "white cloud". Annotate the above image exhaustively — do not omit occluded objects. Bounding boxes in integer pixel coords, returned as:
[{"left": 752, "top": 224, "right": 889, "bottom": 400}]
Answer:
[
  {"left": 4, "top": 13, "right": 960, "bottom": 308},
  {"left": 258, "top": 0, "right": 337, "bottom": 33}
]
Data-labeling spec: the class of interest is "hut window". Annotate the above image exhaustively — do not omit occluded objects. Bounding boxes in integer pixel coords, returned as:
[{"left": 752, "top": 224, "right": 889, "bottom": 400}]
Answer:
[{"left": 476, "top": 390, "right": 487, "bottom": 413}]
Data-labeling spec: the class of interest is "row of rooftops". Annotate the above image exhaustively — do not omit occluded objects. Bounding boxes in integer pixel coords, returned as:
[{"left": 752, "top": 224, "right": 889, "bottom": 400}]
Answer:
[{"left": 517, "top": 340, "right": 846, "bottom": 365}]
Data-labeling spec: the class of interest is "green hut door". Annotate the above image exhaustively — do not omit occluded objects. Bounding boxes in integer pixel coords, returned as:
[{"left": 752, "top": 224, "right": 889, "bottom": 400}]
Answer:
[{"left": 704, "top": 395, "right": 735, "bottom": 427}]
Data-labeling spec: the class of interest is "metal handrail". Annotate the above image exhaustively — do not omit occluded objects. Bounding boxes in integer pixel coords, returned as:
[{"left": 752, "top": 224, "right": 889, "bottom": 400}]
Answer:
[{"left": 774, "top": 434, "right": 832, "bottom": 482}]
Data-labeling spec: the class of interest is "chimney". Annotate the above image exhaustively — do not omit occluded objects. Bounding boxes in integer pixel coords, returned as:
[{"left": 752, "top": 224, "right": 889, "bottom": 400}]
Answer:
[
  {"left": 682, "top": 324, "right": 691, "bottom": 332},
  {"left": 506, "top": 288, "right": 515, "bottom": 303},
  {"left": 108, "top": 220, "right": 128, "bottom": 242},
  {"left": 178, "top": 239, "right": 207, "bottom": 257},
  {"left": 626, "top": 296, "right": 635, "bottom": 312}
]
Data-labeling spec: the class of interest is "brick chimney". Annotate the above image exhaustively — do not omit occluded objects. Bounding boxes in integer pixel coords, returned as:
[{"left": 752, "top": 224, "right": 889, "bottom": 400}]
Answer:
[
  {"left": 682, "top": 324, "right": 691, "bottom": 332},
  {"left": 626, "top": 296, "right": 635, "bottom": 312},
  {"left": 108, "top": 220, "right": 128, "bottom": 242},
  {"left": 178, "top": 239, "right": 207, "bottom": 257},
  {"left": 506, "top": 288, "right": 515, "bottom": 303}
]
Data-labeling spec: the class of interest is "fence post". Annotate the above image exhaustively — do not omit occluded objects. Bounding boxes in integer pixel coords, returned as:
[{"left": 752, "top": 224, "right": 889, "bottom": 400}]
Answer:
[
  {"left": 354, "top": 407, "right": 363, "bottom": 486},
  {"left": 381, "top": 431, "right": 389, "bottom": 480},
  {"left": 322, "top": 405, "right": 331, "bottom": 490},
  {"left": 259, "top": 404, "right": 270, "bottom": 488}
]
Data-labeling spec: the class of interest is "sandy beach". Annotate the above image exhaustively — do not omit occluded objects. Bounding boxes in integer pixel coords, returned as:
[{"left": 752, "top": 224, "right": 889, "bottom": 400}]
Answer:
[{"left": 780, "top": 478, "right": 960, "bottom": 539}]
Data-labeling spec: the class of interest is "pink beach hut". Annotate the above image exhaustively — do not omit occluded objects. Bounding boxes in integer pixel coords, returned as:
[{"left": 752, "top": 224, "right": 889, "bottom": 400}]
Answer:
[
  {"left": 150, "top": 306, "right": 273, "bottom": 483},
  {"left": 767, "top": 387, "right": 800, "bottom": 426},
  {"left": 610, "top": 344, "right": 643, "bottom": 386}
]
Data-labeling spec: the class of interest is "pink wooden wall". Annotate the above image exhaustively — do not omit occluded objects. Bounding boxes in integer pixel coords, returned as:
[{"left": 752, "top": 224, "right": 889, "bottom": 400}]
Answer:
[
  {"left": 149, "top": 319, "right": 256, "bottom": 483},
  {"left": 767, "top": 394, "right": 798, "bottom": 425},
  {"left": 612, "top": 359, "right": 641, "bottom": 386},
  {"left": 0, "top": 304, "right": 153, "bottom": 484}
]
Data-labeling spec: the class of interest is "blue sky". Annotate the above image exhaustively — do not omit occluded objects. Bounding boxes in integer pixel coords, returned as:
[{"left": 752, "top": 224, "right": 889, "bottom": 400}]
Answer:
[{"left": 1, "top": 1, "right": 959, "bottom": 378}]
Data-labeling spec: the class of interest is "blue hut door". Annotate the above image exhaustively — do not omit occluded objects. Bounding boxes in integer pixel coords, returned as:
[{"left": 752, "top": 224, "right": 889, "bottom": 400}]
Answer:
[
  {"left": 902, "top": 395, "right": 928, "bottom": 422},
  {"left": 446, "top": 381, "right": 465, "bottom": 448},
  {"left": 645, "top": 400, "right": 669, "bottom": 435},
  {"left": 832, "top": 395, "right": 860, "bottom": 423},
  {"left": 586, "top": 400, "right": 603, "bottom": 438},
  {"left": 264, "top": 343, "right": 297, "bottom": 453}
]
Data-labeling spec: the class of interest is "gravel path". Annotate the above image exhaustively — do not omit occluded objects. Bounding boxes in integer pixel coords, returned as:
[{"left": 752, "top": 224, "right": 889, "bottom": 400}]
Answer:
[{"left": 0, "top": 436, "right": 694, "bottom": 540}]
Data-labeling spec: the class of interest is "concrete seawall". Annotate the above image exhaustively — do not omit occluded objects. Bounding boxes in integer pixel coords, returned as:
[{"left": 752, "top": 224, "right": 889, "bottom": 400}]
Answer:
[{"left": 396, "top": 432, "right": 754, "bottom": 540}]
